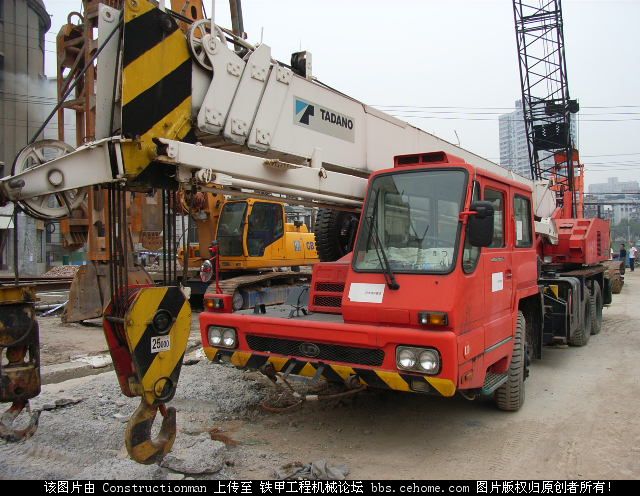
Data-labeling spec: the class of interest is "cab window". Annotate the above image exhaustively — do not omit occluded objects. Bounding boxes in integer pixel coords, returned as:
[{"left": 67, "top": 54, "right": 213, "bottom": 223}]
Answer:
[
  {"left": 247, "top": 202, "right": 284, "bottom": 256},
  {"left": 462, "top": 181, "right": 481, "bottom": 273},
  {"left": 484, "top": 188, "right": 505, "bottom": 248},
  {"left": 514, "top": 195, "right": 533, "bottom": 247}
]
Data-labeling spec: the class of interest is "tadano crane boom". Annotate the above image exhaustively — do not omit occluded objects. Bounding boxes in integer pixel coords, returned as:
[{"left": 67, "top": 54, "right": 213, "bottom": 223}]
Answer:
[
  {"left": 0, "top": 2, "right": 515, "bottom": 212},
  {"left": 197, "top": 0, "right": 611, "bottom": 426}
]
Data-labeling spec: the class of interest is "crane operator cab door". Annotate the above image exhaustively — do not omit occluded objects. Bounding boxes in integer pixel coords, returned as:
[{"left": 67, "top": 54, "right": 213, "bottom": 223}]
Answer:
[
  {"left": 246, "top": 201, "right": 285, "bottom": 260},
  {"left": 480, "top": 180, "right": 514, "bottom": 351}
]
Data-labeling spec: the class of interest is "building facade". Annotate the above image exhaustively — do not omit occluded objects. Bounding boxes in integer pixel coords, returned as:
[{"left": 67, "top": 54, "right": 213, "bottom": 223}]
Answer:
[
  {"left": 499, "top": 100, "right": 579, "bottom": 180},
  {"left": 498, "top": 100, "right": 529, "bottom": 177},
  {"left": 588, "top": 177, "right": 640, "bottom": 195},
  {"left": 0, "top": 0, "right": 53, "bottom": 273}
]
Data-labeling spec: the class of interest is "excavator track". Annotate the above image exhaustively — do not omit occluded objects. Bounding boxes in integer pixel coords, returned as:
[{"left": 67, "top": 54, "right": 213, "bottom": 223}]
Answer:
[{"left": 213, "top": 270, "right": 312, "bottom": 310}]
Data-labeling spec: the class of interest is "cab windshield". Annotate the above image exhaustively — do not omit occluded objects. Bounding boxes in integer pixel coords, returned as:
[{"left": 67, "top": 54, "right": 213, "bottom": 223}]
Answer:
[
  {"left": 353, "top": 169, "right": 467, "bottom": 274},
  {"left": 217, "top": 202, "right": 247, "bottom": 256}
]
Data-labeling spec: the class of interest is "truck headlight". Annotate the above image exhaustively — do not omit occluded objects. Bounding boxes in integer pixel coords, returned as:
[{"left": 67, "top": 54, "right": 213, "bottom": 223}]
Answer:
[
  {"left": 418, "top": 350, "right": 439, "bottom": 373},
  {"left": 397, "top": 348, "right": 417, "bottom": 369},
  {"left": 222, "top": 328, "right": 237, "bottom": 348},
  {"left": 396, "top": 346, "right": 440, "bottom": 375},
  {"left": 208, "top": 326, "right": 237, "bottom": 349}
]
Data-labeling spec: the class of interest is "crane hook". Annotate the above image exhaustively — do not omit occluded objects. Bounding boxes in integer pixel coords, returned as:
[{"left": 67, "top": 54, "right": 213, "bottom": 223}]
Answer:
[
  {"left": 125, "top": 400, "right": 176, "bottom": 465},
  {"left": 0, "top": 400, "right": 41, "bottom": 442}
]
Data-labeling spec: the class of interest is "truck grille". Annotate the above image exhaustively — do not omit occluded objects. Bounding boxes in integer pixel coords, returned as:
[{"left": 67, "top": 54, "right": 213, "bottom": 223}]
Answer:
[
  {"left": 246, "top": 335, "right": 384, "bottom": 366},
  {"left": 313, "top": 295, "right": 342, "bottom": 308},
  {"left": 315, "top": 282, "right": 345, "bottom": 293}
]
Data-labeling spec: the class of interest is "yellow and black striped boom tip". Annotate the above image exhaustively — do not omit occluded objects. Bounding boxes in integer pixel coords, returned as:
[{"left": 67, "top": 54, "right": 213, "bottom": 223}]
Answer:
[
  {"left": 205, "top": 347, "right": 456, "bottom": 397},
  {"left": 121, "top": 0, "right": 193, "bottom": 177}
]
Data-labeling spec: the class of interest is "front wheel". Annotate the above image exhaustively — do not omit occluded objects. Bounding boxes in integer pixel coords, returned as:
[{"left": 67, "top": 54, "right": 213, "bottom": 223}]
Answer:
[{"left": 494, "top": 311, "right": 526, "bottom": 412}]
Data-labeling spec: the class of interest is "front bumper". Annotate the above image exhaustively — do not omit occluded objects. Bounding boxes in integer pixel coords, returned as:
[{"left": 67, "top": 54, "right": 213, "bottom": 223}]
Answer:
[{"left": 208, "top": 347, "right": 455, "bottom": 396}]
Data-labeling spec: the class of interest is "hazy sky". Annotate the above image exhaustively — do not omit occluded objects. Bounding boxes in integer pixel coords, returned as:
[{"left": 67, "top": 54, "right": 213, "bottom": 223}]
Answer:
[{"left": 42, "top": 0, "right": 640, "bottom": 187}]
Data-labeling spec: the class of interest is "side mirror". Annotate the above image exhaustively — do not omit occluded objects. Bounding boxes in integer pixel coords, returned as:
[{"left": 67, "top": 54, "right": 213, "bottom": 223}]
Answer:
[{"left": 467, "top": 201, "right": 494, "bottom": 247}]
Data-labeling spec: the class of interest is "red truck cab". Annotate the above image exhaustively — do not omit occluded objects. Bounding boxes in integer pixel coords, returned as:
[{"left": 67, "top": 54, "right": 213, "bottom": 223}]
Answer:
[{"left": 200, "top": 152, "right": 542, "bottom": 411}]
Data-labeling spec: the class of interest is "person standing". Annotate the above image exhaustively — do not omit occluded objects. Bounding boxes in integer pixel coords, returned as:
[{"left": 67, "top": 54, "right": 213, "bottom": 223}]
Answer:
[
  {"left": 630, "top": 244, "right": 638, "bottom": 272},
  {"left": 620, "top": 243, "right": 627, "bottom": 264}
]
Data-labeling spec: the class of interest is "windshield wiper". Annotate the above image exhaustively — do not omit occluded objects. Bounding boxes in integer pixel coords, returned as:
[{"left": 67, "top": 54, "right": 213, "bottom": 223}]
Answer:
[{"left": 365, "top": 190, "right": 399, "bottom": 290}]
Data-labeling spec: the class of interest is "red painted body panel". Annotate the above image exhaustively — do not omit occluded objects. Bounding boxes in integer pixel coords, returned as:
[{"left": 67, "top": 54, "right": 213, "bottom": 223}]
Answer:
[
  {"left": 308, "top": 260, "right": 349, "bottom": 314},
  {"left": 544, "top": 216, "right": 610, "bottom": 265},
  {"left": 200, "top": 311, "right": 460, "bottom": 385}
]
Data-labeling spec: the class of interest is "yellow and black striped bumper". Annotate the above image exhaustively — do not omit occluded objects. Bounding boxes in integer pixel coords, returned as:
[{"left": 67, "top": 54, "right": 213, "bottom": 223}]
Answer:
[{"left": 204, "top": 347, "right": 456, "bottom": 397}]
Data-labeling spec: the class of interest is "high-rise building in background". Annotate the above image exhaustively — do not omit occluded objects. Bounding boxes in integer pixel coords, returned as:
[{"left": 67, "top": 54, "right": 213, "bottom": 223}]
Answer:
[
  {"left": 498, "top": 100, "right": 529, "bottom": 177},
  {"left": 499, "top": 100, "right": 578, "bottom": 179},
  {"left": 0, "top": 0, "right": 56, "bottom": 274}
]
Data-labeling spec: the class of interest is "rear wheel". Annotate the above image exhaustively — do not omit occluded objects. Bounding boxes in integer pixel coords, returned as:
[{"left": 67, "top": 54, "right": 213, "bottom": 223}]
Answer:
[
  {"left": 568, "top": 292, "right": 592, "bottom": 346},
  {"left": 314, "top": 209, "right": 359, "bottom": 262},
  {"left": 494, "top": 311, "right": 526, "bottom": 412},
  {"left": 590, "top": 283, "right": 603, "bottom": 335}
]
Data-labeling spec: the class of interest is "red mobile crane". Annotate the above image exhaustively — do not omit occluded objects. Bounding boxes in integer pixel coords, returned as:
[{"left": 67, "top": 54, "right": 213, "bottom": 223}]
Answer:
[
  {"left": 198, "top": 1, "right": 612, "bottom": 411},
  {"left": 0, "top": 0, "right": 613, "bottom": 464}
]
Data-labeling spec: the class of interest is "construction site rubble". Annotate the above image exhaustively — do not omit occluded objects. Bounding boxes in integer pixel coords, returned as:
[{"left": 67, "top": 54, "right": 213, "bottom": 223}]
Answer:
[
  {"left": 42, "top": 265, "right": 80, "bottom": 278},
  {"left": 274, "top": 460, "right": 350, "bottom": 480},
  {"left": 160, "top": 435, "right": 227, "bottom": 475},
  {"left": 0, "top": 360, "right": 269, "bottom": 479}
]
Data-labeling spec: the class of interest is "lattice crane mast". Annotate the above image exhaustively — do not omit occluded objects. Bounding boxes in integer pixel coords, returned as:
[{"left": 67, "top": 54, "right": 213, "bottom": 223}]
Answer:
[{"left": 513, "top": 0, "right": 583, "bottom": 218}]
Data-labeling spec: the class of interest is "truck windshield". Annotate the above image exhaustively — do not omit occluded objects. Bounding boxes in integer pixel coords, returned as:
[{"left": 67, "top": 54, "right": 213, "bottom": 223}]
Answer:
[
  {"left": 353, "top": 169, "right": 467, "bottom": 274},
  {"left": 217, "top": 201, "right": 247, "bottom": 256}
]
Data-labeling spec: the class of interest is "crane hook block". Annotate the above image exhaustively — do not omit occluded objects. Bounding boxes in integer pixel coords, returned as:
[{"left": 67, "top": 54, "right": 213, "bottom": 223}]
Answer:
[
  {"left": 125, "top": 401, "right": 176, "bottom": 464},
  {"left": 0, "top": 285, "right": 42, "bottom": 443},
  {"left": 103, "top": 286, "right": 191, "bottom": 463}
]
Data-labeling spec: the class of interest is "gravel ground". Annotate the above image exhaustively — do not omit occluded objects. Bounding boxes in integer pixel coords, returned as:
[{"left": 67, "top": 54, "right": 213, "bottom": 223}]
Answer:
[
  {"left": 0, "top": 360, "right": 270, "bottom": 480},
  {"left": 2, "top": 276, "right": 640, "bottom": 479}
]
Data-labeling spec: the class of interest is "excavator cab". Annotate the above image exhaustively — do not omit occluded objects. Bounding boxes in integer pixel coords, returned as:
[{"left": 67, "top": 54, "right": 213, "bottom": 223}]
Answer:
[
  {"left": 215, "top": 199, "right": 316, "bottom": 270},
  {"left": 246, "top": 202, "right": 284, "bottom": 257},
  {"left": 217, "top": 201, "right": 249, "bottom": 257}
]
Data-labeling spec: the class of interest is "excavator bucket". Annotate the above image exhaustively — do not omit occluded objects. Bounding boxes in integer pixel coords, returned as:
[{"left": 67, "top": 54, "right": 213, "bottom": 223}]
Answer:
[
  {"left": 63, "top": 263, "right": 107, "bottom": 323},
  {"left": 63, "top": 263, "right": 155, "bottom": 323}
]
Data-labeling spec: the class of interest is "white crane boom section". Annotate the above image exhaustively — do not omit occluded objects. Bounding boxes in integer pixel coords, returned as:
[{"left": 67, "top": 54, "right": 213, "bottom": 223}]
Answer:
[{"left": 1, "top": 5, "right": 543, "bottom": 215}]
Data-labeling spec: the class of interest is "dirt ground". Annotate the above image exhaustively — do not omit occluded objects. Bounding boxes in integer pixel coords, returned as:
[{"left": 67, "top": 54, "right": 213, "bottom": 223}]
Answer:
[
  {"left": 37, "top": 314, "right": 202, "bottom": 365},
  {"left": 1, "top": 274, "right": 639, "bottom": 480}
]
